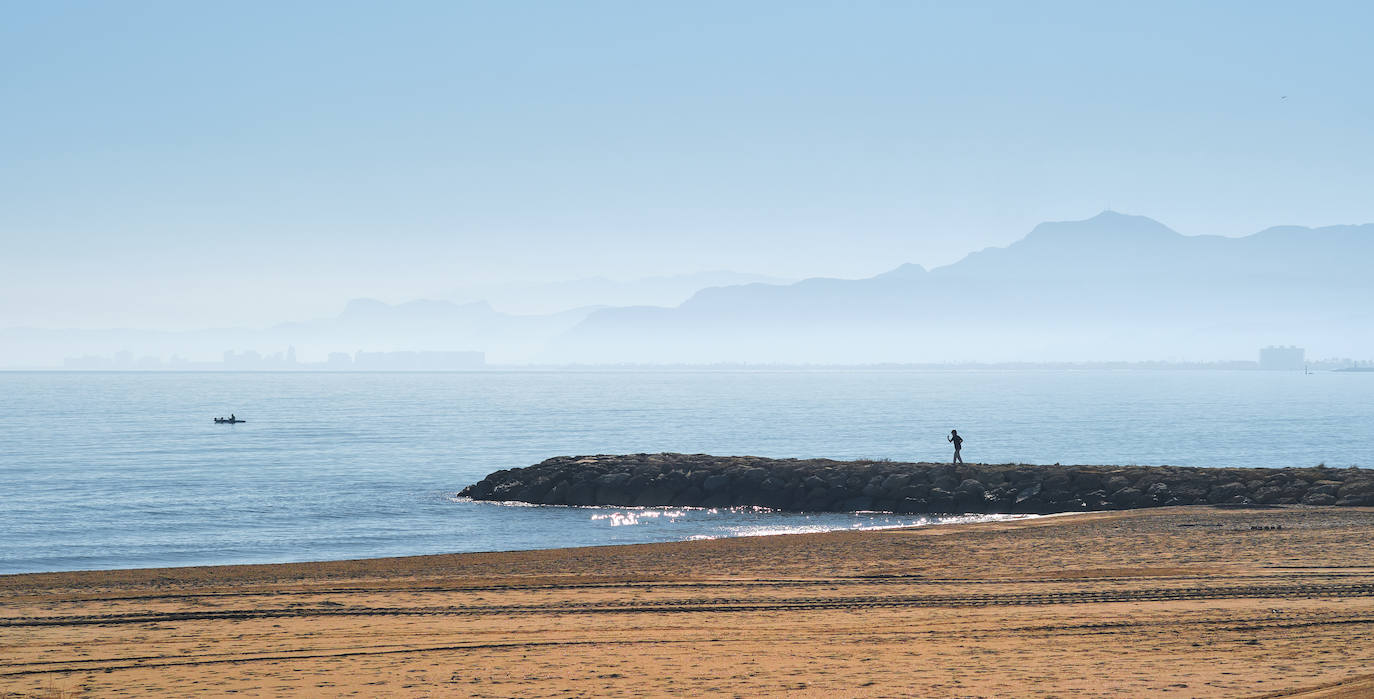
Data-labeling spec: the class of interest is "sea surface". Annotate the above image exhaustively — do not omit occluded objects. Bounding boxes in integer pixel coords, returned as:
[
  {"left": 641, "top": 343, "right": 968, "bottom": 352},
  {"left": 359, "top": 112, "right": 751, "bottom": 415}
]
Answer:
[{"left": 2, "top": 369, "right": 1370, "bottom": 575}]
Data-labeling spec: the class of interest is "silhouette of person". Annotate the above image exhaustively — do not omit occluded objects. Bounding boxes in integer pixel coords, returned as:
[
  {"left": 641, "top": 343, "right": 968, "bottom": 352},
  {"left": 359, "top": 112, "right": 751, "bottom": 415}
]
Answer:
[
  {"left": 948, "top": 429, "right": 964, "bottom": 464},
  {"left": 230, "top": 413, "right": 235, "bottom": 421}
]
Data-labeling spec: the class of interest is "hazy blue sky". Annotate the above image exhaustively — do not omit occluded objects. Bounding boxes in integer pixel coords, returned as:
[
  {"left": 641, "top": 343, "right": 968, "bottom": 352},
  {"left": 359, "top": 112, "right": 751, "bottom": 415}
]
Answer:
[{"left": 4, "top": 1, "right": 1372, "bottom": 329}]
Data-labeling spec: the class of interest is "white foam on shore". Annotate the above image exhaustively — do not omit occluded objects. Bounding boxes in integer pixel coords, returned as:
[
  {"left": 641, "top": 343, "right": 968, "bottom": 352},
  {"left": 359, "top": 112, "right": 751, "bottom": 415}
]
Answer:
[{"left": 575, "top": 506, "right": 1038, "bottom": 540}]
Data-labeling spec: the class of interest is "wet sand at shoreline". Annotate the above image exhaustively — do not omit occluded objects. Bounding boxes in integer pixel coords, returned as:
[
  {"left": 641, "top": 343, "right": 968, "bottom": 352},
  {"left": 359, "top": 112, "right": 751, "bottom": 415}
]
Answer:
[{"left": 3, "top": 506, "right": 1374, "bottom": 697}]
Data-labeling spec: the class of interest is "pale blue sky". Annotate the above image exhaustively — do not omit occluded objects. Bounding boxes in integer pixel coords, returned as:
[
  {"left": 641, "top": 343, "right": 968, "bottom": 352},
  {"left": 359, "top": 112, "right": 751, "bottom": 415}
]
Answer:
[{"left": 3, "top": 1, "right": 1372, "bottom": 328}]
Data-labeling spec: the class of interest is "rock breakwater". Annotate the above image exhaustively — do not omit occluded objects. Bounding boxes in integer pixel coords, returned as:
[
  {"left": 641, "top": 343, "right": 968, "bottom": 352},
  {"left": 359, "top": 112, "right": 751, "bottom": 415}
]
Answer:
[{"left": 460, "top": 454, "right": 1374, "bottom": 514}]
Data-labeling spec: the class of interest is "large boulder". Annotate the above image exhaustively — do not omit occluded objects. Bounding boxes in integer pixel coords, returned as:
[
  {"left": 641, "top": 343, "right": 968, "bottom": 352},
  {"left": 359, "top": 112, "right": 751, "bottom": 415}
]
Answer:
[
  {"left": 1207, "top": 482, "right": 1250, "bottom": 504},
  {"left": 702, "top": 473, "right": 732, "bottom": 493},
  {"left": 1109, "top": 487, "right": 1150, "bottom": 509},
  {"left": 1302, "top": 492, "right": 1338, "bottom": 506}
]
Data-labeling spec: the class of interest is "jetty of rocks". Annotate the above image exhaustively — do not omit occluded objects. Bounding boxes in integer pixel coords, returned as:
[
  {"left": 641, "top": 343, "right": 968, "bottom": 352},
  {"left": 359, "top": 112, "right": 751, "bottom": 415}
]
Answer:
[{"left": 460, "top": 453, "right": 1374, "bottom": 514}]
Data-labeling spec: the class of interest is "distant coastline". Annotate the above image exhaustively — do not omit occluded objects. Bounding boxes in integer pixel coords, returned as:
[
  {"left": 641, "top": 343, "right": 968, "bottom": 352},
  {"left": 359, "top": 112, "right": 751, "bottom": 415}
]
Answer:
[{"left": 7, "top": 359, "right": 1374, "bottom": 372}]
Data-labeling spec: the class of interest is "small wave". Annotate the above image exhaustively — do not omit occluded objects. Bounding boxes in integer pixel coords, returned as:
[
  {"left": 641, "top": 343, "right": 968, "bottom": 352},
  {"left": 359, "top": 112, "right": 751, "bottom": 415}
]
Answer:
[
  {"left": 702, "top": 513, "right": 1035, "bottom": 541},
  {"left": 590, "top": 509, "right": 691, "bottom": 526}
]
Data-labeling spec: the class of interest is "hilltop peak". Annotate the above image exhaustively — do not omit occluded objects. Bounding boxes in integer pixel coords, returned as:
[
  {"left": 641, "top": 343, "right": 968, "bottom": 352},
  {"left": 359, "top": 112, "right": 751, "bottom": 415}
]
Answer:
[
  {"left": 1088, "top": 209, "right": 1137, "bottom": 221},
  {"left": 874, "top": 263, "right": 928, "bottom": 280},
  {"left": 1023, "top": 211, "right": 1180, "bottom": 245},
  {"left": 340, "top": 298, "right": 494, "bottom": 320},
  {"left": 341, "top": 298, "right": 390, "bottom": 316}
]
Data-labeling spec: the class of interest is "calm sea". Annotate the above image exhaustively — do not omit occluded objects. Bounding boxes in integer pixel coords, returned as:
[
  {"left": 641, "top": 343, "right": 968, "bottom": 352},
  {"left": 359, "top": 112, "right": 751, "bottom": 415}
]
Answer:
[{"left": 1, "top": 370, "right": 1369, "bottom": 575}]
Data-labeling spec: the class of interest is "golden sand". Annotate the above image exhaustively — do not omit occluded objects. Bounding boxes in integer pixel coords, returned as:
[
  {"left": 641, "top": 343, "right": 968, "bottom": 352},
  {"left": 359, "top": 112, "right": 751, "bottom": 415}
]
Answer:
[{"left": 3, "top": 506, "right": 1373, "bottom": 697}]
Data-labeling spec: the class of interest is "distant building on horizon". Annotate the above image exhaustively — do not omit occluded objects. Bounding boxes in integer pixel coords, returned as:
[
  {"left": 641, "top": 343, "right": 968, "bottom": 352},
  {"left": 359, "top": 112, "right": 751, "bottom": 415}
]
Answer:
[{"left": 1259, "top": 345, "right": 1305, "bottom": 371}]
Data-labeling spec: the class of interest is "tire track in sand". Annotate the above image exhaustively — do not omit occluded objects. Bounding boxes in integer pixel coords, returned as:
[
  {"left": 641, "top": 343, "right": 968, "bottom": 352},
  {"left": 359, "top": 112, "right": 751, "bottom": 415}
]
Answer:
[{"left": 5, "top": 582, "right": 1373, "bottom": 628}]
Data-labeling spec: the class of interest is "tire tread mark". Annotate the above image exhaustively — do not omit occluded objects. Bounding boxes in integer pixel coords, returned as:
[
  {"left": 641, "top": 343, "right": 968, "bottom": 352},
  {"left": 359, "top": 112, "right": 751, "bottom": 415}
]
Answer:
[{"left": 4, "top": 583, "right": 1373, "bottom": 628}]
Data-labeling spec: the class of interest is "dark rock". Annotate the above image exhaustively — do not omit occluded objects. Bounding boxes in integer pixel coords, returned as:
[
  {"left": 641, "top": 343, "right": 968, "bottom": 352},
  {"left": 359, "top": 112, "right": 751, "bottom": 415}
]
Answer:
[
  {"left": 881, "top": 473, "right": 912, "bottom": 492},
  {"left": 702, "top": 474, "right": 732, "bottom": 493},
  {"left": 1302, "top": 492, "right": 1337, "bottom": 506},
  {"left": 926, "top": 487, "right": 955, "bottom": 512},
  {"left": 671, "top": 486, "right": 703, "bottom": 507},
  {"left": 544, "top": 480, "right": 569, "bottom": 504},
  {"left": 700, "top": 491, "right": 733, "bottom": 508},
  {"left": 1171, "top": 481, "right": 1209, "bottom": 502},
  {"left": 801, "top": 486, "right": 834, "bottom": 511},
  {"left": 660, "top": 470, "right": 689, "bottom": 491},
  {"left": 955, "top": 479, "right": 986, "bottom": 496},
  {"left": 1110, "top": 487, "right": 1148, "bottom": 508},
  {"left": 1082, "top": 490, "right": 1109, "bottom": 510},
  {"left": 517, "top": 478, "right": 555, "bottom": 503},
  {"left": 929, "top": 467, "right": 960, "bottom": 491},
  {"left": 632, "top": 478, "right": 679, "bottom": 507},
  {"left": 566, "top": 482, "right": 596, "bottom": 506},
  {"left": 1043, "top": 472, "right": 1072, "bottom": 491},
  {"left": 862, "top": 476, "right": 887, "bottom": 498},
  {"left": 1208, "top": 482, "right": 1249, "bottom": 504},
  {"left": 897, "top": 497, "right": 926, "bottom": 513},
  {"left": 1015, "top": 483, "right": 1042, "bottom": 504},
  {"left": 460, "top": 454, "right": 1368, "bottom": 516},
  {"left": 741, "top": 467, "right": 771, "bottom": 485},
  {"left": 1339, "top": 479, "right": 1374, "bottom": 497},
  {"left": 1104, "top": 475, "right": 1132, "bottom": 493},
  {"left": 871, "top": 498, "right": 899, "bottom": 513},
  {"left": 986, "top": 485, "right": 1016, "bottom": 506},
  {"left": 594, "top": 485, "right": 629, "bottom": 505},
  {"left": 491, "top": 481, "right": 523, "bottom": 500},
  {"left": 1310, "top": 480, "right": 1343, "bottom": 496},
  {"left": 901, "top": 484, "right": 930, "bottom": 500},
  {"left": 461, "top": 480, "right": 492, "bottom": 499},
  {"left": 954, "top": 479, "right": 988, "bottom": 510},
  {"left": 837, "top": 496, "right": 874, "bottom": 511}
]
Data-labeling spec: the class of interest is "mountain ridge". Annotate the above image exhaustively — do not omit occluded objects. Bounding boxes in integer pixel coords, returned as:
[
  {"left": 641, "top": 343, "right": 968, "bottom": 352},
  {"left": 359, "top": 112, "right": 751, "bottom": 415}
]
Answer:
[
  {"left": 548, "top": 212, "right": 1373, "bottom": 363},
  {"left": 3, "top": 214, "right": 1370, "bottom": 367}
]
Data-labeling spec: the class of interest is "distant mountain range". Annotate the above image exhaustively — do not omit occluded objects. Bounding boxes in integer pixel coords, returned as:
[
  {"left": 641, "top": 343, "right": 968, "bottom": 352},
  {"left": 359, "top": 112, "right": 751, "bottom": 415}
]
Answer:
[
  {"left": 4, "top": 212, "right": 1370, "bottom": 366},
  {"left": 548, "top": 212, "right": 1374, "bottom": 363},
  {"left": 445, "top": 270, "right": 792, "bottom": 314}
]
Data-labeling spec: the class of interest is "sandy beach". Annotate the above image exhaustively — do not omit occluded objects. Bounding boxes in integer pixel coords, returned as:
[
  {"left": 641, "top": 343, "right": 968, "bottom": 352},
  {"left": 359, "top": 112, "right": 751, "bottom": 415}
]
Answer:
[{"left": 3, "top": 505, "right": 1374, "bottom": 698}]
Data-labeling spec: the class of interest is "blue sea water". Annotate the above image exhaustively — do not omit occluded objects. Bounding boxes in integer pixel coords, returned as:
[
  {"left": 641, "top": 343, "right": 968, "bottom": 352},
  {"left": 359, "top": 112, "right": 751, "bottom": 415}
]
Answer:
[{"left": 1, "top": 369, "right": 1369, "bottom": 575}]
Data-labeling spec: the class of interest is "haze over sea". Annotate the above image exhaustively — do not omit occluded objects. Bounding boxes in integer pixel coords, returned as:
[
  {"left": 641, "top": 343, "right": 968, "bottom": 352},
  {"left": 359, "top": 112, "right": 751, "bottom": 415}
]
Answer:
[{"left": 2, "top": 370, "right": 1369, "bottom": 575}]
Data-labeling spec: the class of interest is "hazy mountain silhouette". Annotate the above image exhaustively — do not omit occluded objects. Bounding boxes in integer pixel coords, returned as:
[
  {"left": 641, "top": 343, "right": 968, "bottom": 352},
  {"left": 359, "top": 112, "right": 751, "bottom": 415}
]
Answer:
[
  {"left": 444, "top": 270, "right": 792, "bottom": 314},
  {"left": 0, "top": 299, "right": 597, "bottom": 367},
  {"left": 548, "top": 212, "right": 1374, "bottom": 363},
  {"left": 265, "top": 298, "right": 597, "bottom": 360},
  {"left": 5, "top": 213, "right": 1370, "bottom": 367}
]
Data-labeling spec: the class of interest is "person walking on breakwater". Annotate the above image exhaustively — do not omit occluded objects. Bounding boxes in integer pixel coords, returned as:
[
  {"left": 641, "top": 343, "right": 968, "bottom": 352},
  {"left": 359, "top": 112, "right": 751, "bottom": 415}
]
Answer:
[{"left": 948, "top": 429, "right": 964, "bottom": 464}]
